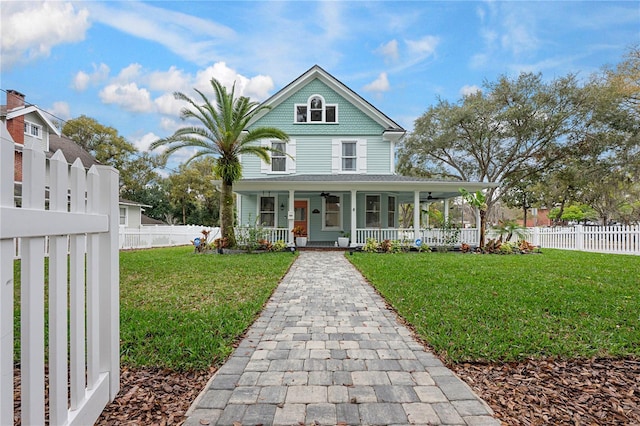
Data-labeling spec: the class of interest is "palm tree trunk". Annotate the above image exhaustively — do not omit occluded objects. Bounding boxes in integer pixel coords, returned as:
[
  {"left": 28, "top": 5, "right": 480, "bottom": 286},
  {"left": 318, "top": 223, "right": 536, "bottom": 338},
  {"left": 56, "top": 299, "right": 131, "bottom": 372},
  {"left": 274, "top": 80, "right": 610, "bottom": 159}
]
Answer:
[
  {"left": 220, "top": 180, "right": 237, "bottom": 247},
  {"left": 479, "top": 210, "right": 486, "bottom": 248}
]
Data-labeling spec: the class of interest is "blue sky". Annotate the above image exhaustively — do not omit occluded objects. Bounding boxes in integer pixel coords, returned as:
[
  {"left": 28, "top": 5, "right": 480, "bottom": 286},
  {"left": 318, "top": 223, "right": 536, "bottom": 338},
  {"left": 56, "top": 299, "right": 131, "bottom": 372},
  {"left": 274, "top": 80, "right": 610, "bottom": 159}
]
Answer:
[{"left": 2, "top": 1, "right": 638, "bottom": 173}]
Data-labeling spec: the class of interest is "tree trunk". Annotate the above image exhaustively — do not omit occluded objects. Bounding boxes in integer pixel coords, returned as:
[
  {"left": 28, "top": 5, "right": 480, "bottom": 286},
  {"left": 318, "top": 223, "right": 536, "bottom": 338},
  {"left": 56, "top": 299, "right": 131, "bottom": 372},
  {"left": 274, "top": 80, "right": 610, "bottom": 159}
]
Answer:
[
  {"left": 479, "top": 210, "right": 486, "bottom": 248},
  {"left": 523, "top": 207, "right": 528, "bottom": 228},
  {"left": 220, "top": 180, "right": 237, "bottom": 247}
]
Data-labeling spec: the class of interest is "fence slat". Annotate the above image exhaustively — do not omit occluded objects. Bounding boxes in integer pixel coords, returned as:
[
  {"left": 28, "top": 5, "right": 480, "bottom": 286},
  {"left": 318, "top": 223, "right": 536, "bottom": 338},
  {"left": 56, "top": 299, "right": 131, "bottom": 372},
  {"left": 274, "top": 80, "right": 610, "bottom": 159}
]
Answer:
[
  {"left": 0, "top": 136, "right": 15, "bottom": 426},
  {"left": 87, "top": 168, "right": 100, "bottom": 389},
  {"left": 48, "top": 150, "right": 70, "bottom": 425},
  {"left": 21, "top": 141, "right": 47, "bottom": 426},
  {"left": 69, "top": 159, "right": 87, "bottom": 409}
]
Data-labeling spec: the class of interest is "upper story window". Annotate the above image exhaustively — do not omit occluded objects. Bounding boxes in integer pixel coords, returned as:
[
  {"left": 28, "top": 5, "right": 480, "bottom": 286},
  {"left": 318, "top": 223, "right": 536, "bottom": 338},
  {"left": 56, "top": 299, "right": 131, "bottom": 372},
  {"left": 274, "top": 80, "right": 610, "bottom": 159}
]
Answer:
[
  {"left": 342, "top": 141, "right": 357, "bottom": 171},
  {"left": 271, "top": 142, "right": 286, "bottom": 172},
  {"left": 295, "top": 95, "right": 337, "bottom": 123},
  {"left": 24, "top": 121, "right": 42, "bottom": 139}
]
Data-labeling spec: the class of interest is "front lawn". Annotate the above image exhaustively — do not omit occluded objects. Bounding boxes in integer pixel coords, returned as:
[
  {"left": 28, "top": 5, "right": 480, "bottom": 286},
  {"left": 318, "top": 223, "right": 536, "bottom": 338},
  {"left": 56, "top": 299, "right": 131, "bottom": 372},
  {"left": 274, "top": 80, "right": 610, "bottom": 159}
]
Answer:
[
  {"left": 119, "top": 246, "right": 296, "bottom": 370},
  {"left": 348, "top": 249, "right": 640, "bottom": 363}
]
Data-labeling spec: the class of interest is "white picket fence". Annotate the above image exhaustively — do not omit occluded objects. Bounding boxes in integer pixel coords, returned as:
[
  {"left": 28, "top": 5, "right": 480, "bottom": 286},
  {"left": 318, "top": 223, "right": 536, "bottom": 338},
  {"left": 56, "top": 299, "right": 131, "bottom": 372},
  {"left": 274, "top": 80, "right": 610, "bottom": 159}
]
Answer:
[
  {"left": 487, "top": 225, "right": 640, "bottom": 255},
  {"left": 119, "top": 225, "right": 220, "bottom": 250},
  {"left": 1, "top": 140, "right": 120, "bottom": 425}
]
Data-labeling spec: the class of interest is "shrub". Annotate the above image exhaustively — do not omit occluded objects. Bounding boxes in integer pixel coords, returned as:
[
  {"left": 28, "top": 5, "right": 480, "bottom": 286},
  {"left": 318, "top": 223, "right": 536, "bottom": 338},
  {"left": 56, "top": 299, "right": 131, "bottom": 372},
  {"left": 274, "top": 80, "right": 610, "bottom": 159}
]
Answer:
[{"left": 362, "top": 238, "right": 380, "bottom": 253}]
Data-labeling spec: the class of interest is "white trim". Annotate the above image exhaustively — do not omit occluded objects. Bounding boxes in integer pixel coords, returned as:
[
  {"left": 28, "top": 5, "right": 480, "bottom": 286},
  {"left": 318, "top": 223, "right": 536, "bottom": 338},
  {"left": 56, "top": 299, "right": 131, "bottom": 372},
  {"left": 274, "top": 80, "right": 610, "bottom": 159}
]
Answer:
[
  {"left": 257, "top": 194, "right": 277, "bottom": 228},
  {"left": 322, "top": 194, "right": 342, "bottom": 231},
  {"left": 24, "top": 121, "right": 43, "bottom": 140},
  {"left": 365, "top": 194, "right": 381, "bottom": 228},
  {"left": 388, "top": 195, "right": 396, "bottom": 228},
  {"left": 294, "top": 94, "right": 338, "bottom": 124},
  {"left": 286, "top": 139, "right": 296, "bottom": 174}
]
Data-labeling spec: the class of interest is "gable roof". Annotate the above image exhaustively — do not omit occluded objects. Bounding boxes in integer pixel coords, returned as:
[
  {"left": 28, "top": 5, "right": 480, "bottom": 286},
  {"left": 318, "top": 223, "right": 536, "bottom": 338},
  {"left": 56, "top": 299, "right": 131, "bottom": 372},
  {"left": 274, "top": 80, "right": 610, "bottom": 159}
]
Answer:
[
  {"left": 5, "top": 105, "right": 61, "bottom": 137},
  {"left": 48, "top": 134, "right": 100, "bottom": 168},
  {"left": 247, "top": 65, "right": 405, "bottom": 133}
]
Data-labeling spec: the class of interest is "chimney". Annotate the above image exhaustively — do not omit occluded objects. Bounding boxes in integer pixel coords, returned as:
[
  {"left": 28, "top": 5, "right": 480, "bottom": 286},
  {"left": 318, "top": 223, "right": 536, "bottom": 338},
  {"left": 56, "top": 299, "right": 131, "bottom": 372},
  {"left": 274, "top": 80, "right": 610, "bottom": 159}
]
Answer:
[
  {"left": 6, "top": 89, "right": 25, "bottom": 111},
  {"left": 6, "top": 89, "right": 25, "bottom": 144}
]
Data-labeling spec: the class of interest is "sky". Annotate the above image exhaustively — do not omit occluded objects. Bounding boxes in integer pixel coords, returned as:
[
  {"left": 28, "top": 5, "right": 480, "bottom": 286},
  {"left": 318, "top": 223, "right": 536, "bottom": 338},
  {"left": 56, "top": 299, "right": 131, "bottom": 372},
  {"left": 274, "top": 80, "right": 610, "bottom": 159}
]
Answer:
[{"left": 1, "top": 0, "right": 639, "bottom": 174}]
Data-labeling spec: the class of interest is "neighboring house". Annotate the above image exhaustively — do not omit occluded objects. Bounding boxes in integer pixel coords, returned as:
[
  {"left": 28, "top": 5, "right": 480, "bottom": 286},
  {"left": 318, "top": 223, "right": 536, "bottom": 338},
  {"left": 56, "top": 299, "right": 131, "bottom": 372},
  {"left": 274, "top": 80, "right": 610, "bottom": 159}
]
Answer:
[
  {"left": 232, "top": 65, "right": 496, "bottom": 246},
  {"left": 2, "top": 89, "right": 153, "bottom": 223},
  {"left": 118, "top": 198, "right": 152, "bottom": 229}
]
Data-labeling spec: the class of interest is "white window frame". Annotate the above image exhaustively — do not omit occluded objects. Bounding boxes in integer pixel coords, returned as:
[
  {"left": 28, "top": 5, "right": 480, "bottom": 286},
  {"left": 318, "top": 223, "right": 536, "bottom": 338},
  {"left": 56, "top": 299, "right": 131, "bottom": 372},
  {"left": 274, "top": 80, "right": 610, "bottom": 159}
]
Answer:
[
  {"left": 332, "top": 138, "right": 366, "bottom": 174},
  {"left": 271, "top": 141, "right": 286, "bottom": 172},
  {"left": 322, "top": 194, "right": 342, "bottom": 231},
  {"left": 294, "top": 94, "right": 338, "bottom": 124},
  {"left": 341, "top": 141, "right": 357, "bottom": 172},
  {"left": 24, "top": 121, "right": 42, "bottom": 139},
  {"left": 388, "top": 196, "right": 396, "bottom": 228},
  {"left": 119, "top": 207, "right": 128, "bottom": 226},
  {"left": 365, "top": 194, "right": 381, "bottom": 228},
  {"left": 261, "top": 139, "right": 296, "bottom": 175},
  {"left": 258, "top": 195, "right": 277, "bottom": 228}
]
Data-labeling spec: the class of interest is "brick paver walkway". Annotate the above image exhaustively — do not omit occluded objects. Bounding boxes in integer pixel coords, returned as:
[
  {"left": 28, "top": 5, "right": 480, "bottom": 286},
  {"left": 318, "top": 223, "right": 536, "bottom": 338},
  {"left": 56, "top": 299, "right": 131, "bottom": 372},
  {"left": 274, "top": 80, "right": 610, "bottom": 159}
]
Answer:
[{"left": 185, "top": 251, "right": 499, "bottom": 425}]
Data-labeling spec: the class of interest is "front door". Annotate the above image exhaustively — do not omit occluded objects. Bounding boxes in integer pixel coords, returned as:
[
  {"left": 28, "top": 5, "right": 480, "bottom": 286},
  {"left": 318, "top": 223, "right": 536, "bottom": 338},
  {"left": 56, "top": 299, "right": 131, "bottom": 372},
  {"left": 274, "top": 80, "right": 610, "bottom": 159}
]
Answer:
[{"left": 294, "top": 200, "right": 308, "bottom": 238}]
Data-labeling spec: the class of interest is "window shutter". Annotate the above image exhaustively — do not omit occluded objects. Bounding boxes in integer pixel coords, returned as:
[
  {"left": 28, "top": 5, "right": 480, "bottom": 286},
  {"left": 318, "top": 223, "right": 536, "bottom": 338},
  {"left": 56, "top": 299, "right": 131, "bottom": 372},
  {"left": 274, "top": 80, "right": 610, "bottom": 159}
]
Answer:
[
  {"left": 286, "top": 138, "right": 296, "bottom": 174},
  {"left": 357, "top": 138, "right": 367, "bottom": 173},
  {"left": 260, "top": 140, "right": 270, "bottom": 174},
  {"left": 331, "top": 139, "right": 341, "bottom": 174}
]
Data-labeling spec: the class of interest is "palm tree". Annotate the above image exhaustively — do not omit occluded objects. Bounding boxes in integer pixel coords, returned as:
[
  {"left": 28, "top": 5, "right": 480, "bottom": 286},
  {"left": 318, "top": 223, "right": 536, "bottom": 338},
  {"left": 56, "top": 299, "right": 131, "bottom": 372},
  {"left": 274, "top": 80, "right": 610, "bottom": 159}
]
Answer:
[
  {"left": 459, "top": 188, "right": 488, "bottom": 249},
  {"left": 151, "top": 78, "right": 289, "bottom": 247}
]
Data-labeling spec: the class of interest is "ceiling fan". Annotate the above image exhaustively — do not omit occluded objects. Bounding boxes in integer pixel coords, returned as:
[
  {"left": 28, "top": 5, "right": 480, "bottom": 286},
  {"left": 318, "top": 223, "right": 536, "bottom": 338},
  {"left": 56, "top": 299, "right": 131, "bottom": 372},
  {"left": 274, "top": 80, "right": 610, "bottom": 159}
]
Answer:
[{"left": 320, "top": 192, "right": 331, "bottom": 198}]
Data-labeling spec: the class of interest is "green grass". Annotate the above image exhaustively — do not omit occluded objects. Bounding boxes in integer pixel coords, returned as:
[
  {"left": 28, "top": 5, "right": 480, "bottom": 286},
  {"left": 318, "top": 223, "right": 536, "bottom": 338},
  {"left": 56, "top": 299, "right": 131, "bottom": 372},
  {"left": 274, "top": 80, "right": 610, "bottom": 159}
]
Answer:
[
  {"left": 348, "top": 249, "right": 640, "bottom": 363},
  {"left": 119, "top": 246, "right": 295, "bottom": 370},
  {"left": 14, "top": 246, "right": 296, "bottom": 372}
]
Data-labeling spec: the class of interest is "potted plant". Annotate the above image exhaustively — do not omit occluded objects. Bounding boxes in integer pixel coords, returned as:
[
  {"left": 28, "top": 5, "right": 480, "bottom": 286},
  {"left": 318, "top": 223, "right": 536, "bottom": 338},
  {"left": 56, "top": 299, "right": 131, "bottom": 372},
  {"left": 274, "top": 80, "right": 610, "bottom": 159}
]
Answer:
[
  {"left": 292, "top": 225, "right": 307, "bottom": 247},
  {"left": 338, "top": 231, "right": 350, "bottom": 248}
]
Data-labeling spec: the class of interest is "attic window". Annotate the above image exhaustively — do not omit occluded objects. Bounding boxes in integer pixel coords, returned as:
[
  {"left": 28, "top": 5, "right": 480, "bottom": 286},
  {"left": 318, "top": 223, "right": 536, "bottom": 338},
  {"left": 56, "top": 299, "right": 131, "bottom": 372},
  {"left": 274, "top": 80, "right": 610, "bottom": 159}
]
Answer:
[
  {"left": 295, "top": 95, "right": 337, "bottom": 123},
  {"left": 24, "top": 121, "right": 42, "bottom": 139}
]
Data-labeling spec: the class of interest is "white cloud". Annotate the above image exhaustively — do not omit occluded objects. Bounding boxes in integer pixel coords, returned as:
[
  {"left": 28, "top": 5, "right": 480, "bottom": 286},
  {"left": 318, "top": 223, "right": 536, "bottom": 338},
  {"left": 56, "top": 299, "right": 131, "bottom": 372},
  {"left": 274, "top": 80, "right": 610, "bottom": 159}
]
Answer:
[
  {"left": 72, "top": 63, "right": 110, "bottom": 91},
  {"left": 406, "top": 35, "right": 440, "bottom": 58},
  {"left": 194, "top": 62, "right": 274, "bottom": 101},
  {"left": 363, "top": 72, "right": 390, "bottom": 93},
  {"left": 154, "top": 93, "right": 184, "bottom": 116},
  {"left": 131, "top": 132, "right": 160, "bottom": 152},
  {"left": 99, "top": 83, "right": 154, "bottom": 113},
  {"left": 1, "top": 2, "right": 90, "bottom": 69},
  {"left": 116, "top": 63, "right": 143, "bottom": 83},
  {"left": 376, "top": 40, "right": 399, "bottom": 62},
  {"left": 160, "top": 117, "right": 181, "bottom": 132},
  {"left": 459, "top": 85, "right": 481, "bottom": 97},
  {"left": 85, "top": 2, "right": 236, "bottom": 66},
  {"left": 148, "top": 66, "right": 190, "bottom": 92},
  {"left": 49, "top": 101, "right": 71, "bottom": 121}
]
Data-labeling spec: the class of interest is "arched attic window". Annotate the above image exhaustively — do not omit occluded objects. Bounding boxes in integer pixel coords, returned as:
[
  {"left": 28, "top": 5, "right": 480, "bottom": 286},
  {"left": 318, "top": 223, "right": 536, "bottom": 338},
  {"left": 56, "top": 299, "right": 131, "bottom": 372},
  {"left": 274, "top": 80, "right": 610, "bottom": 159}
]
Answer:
[{"left": 295, "top": 95, "right": 337, "bottom": 123}]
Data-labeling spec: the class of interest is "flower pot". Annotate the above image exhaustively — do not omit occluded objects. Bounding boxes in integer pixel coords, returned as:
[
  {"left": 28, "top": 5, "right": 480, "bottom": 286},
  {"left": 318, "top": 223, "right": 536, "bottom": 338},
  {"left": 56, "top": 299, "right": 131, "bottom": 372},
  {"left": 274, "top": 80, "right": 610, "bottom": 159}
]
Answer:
[
  {"left": 295, "top": 236, "right": 307, "bottom": 247},
  {"left": 337, "top": 237, "right": 349, "bottom": 248}
]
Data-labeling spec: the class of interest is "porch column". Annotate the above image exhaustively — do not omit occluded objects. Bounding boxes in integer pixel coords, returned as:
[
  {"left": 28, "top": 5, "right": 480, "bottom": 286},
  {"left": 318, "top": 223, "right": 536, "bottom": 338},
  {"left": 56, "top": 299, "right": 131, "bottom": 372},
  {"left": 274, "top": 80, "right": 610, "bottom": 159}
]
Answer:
[
  {"left": 413, "top": 191, "right": 420, "bottom": 243},
  {"left": 350, "top": 190, "right": 357, "bottom": 246},
  {"left": 444, "top": 199, "right": 449, "bottom": 224},
  {"left": 424, "top": 202, "right": 430, "bottom": 228},
  {"left": 288, "top": 189, "right": 295, "bottom": 245}
]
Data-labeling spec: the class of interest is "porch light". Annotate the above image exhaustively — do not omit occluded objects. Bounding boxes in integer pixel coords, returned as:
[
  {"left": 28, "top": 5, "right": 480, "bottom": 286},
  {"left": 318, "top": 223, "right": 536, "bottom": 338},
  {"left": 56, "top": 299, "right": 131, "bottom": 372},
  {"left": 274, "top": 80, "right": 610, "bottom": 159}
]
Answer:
[{"left": 280, "top": 202, "right": 285, "bottom": 211}]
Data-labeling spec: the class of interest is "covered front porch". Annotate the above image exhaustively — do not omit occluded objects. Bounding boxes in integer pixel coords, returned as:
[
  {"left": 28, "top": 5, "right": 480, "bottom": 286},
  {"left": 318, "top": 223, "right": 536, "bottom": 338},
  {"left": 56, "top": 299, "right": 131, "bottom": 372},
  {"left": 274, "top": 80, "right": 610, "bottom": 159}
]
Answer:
[{"left": 231, "top": 175, "right": 497, "bottom": 248}]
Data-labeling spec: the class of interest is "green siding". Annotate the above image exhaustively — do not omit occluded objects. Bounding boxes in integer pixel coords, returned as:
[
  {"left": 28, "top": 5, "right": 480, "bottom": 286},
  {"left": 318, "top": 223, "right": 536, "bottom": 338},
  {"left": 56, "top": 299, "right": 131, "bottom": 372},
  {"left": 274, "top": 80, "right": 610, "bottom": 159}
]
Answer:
[{"left": 249, "top": 79, "right": 384, "bottom": 136}]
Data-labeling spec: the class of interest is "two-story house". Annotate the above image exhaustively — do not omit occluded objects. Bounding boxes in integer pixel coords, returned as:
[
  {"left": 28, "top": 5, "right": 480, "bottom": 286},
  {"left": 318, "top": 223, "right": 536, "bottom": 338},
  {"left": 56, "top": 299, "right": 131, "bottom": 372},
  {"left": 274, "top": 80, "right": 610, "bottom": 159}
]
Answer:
[{"left": 230, "top": 66, "right": 496, "bottom": 246}]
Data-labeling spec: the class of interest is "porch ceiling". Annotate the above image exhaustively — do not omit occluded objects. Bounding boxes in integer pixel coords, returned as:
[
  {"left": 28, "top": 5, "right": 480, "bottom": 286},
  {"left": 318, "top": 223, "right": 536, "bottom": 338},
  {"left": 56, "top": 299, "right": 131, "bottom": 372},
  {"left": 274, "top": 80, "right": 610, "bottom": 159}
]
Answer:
[{"left": 224, "top": 174, "right": 498, "bottom": 199}]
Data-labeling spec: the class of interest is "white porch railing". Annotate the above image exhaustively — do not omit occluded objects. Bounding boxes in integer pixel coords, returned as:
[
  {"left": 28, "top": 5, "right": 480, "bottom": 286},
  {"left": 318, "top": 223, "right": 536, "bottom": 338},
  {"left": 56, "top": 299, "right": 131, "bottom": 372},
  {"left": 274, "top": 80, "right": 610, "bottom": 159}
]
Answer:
[
  {"left": 1, "top": 140, "right": 120, "bottom": 425},
  {"left": 355, "top": 228, "right": 480, "bottom": 247}
]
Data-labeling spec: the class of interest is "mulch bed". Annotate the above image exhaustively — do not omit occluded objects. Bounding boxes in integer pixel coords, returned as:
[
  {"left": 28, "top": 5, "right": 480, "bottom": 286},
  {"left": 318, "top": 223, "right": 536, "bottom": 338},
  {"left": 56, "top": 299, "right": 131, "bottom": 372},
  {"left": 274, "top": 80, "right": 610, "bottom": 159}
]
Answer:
[
  {"left": 451, "top": 358, "right": 640, "bottom": 425},
  {"left": 14, "top": 358, "right": 639, "bottom": 424}
]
